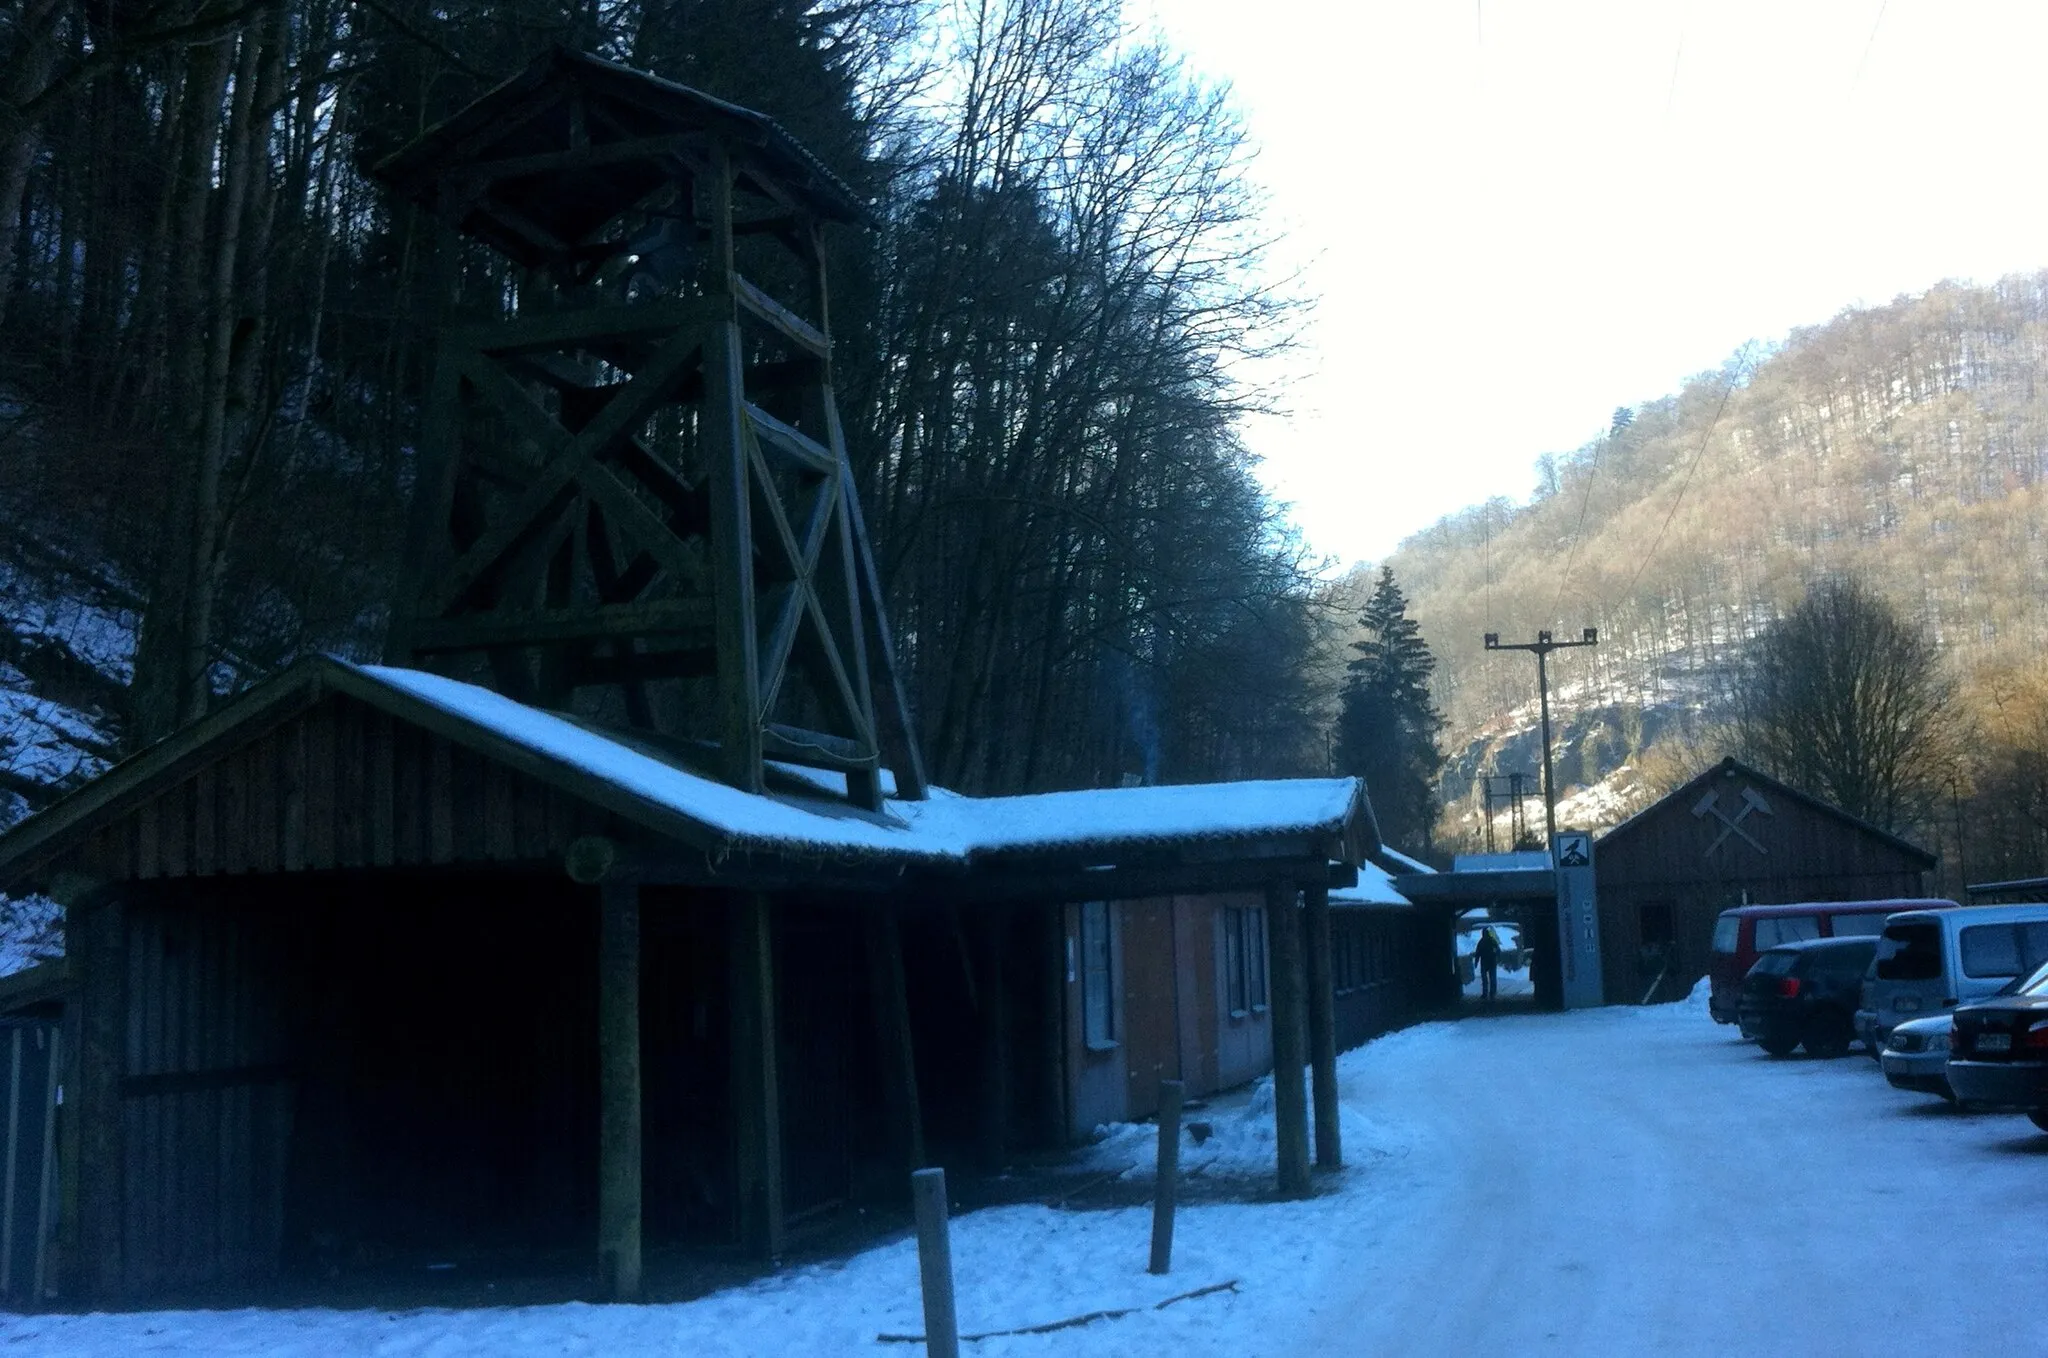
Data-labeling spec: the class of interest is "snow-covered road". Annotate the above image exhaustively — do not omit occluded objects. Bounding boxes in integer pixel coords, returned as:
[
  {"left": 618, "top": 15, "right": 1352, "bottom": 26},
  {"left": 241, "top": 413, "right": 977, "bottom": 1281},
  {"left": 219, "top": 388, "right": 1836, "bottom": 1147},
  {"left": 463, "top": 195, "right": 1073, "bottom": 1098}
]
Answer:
[
  {"left": 1302, "top": 1000, "right": 2048, "bottom": 1356},
  {"left": 8, "top": 995, "right": 2046, "bottom": 1356}
]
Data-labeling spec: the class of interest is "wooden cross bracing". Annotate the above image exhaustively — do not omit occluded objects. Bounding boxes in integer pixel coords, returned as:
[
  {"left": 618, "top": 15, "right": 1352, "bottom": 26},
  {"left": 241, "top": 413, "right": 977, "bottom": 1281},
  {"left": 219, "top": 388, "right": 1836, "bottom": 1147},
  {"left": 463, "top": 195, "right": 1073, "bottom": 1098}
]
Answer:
[{"left": 378, "top": 60, "right": 926, "bottom": 807}]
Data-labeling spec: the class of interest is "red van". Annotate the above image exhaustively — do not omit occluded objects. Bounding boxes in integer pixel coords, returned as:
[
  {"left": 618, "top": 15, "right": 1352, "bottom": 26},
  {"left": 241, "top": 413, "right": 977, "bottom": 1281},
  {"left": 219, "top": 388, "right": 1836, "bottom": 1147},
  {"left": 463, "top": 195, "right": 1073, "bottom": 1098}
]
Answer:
[{"left": 1708, "top": 899, "right": 1956, "bottom": 1024}]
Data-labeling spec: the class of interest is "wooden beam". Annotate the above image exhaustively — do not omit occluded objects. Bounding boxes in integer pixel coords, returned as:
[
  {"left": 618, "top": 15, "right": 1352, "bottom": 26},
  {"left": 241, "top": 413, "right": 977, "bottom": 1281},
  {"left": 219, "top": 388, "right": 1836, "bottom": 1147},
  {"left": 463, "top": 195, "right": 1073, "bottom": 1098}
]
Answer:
[
  {"left": 702, "top": 149, "right": 765, "bottom": 793},
  {"left": 455, "top": 296, "right": 716, "bottom": 356},
  {"left": 410, "top": 600, "right": 714, "bottom": 654},
  {"left": 761, "top": 723, "right": 878, "bottom": 773},
  {"left": 598, "top": 881, "right": 643, "bottom": 1301},
  {"left": 978, "top": 908, "right": 1012, "bottom": 1171},
  {"left": 864, "top": 908, "right": 924, "bottom": 1178},
  {"left": 838, "top": 463, "right": 928, "bottom": 800},
  {"left": 743, "top": 403, "right": 837, "bottom": 475},
  {"left": 1265, "top": 886, "right": 1311, "bottom": 1199},
  {"left": 572, "top": 647, "right": 719, "bottom": 687},
  {"left": 733, "top": 276, "right": 829, "bottom": 357},
  {"left": 1303, "top": 884, "right": 1342, "bottom": 1170},
  {"left": 72, "top": 889, "right": 125, "bottom": 1301},
  {"left": 460, "top": 132, "right": 702, "bottom": 184},
  {"left": 730, "top": 893, "right": 784, "bottom": 1261}
]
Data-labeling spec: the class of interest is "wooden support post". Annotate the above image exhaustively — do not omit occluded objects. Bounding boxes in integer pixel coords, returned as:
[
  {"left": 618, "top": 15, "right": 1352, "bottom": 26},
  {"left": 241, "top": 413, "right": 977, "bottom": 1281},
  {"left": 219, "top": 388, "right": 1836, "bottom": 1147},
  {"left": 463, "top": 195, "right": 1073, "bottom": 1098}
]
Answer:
[
  {"left": 701, "top": 147, "right": 764, "bottom": 792},
  {"left": 864, "top": 907, "right": 924, "bottom": 1177},
  {"left": 911, "top": 1168, "right": 960, "bottom": 1358},
  {"left": 1265, "top": 886, "right": 1311, "bottom": 1199},
  {"left": 72, "top": 889, "right": 125, "bottom": 1302},
  {"left": 597, "top": 881, "right": 643, "bottom": 1301},
  {"left": 730, "top": 893, "right": 784, "bottom": 1260},
  {"left": 977, "top": 909, "right": 1011, "bottom": 1171},
  {"left": 1148, "top": 1079, "right": 1185, "bottom": 1275},
  {"left": 1303, "top": 884, "right": 1342, "bottom": 1170}
]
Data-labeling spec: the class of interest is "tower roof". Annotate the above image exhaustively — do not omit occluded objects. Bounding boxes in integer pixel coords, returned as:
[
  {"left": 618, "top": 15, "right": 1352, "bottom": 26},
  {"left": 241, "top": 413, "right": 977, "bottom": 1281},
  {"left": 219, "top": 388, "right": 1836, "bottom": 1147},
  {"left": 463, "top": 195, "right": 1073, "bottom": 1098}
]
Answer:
[{"left": 370, "top": 46, "right": 867, "bottom": 270}]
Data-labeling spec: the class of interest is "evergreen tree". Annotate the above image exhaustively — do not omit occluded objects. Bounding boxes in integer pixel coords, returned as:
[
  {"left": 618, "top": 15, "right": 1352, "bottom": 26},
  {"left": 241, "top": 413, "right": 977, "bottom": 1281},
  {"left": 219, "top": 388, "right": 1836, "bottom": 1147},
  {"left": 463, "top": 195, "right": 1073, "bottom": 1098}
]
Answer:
[{"left": 1336, "top": 567, "right": 1446, "bottom": 852}]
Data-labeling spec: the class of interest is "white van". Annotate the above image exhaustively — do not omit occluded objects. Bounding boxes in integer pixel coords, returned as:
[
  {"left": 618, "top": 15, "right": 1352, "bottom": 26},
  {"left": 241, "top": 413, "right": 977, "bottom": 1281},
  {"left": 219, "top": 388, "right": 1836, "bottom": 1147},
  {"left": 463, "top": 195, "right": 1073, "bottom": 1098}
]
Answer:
[{"left": 1861, "top": 904, "right": 2048, "bottom": 1047}]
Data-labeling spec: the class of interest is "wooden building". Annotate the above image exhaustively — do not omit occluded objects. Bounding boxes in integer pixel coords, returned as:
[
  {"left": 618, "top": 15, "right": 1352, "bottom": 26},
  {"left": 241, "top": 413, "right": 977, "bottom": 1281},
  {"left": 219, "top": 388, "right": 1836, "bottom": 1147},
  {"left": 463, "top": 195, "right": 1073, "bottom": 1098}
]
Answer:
[
  {"left": 0, "top": 49, "right": 1401, "bottom": 1308},
  {"left": 1595, "top": 757, "right": 1937, "bottom": 1004}
]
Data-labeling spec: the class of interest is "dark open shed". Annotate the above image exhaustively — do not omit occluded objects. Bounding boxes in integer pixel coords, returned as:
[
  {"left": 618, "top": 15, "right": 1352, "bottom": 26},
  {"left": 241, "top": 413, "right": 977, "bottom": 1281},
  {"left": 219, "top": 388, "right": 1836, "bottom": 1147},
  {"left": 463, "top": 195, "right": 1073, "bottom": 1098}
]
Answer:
[{"left": 1595, "top": 757, "right": 1937, "bottom": 1003}]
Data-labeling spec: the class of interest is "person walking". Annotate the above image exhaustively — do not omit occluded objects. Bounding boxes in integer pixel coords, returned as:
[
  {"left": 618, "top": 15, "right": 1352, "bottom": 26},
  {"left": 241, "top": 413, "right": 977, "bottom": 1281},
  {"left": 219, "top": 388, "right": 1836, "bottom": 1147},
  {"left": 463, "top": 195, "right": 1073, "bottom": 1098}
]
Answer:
[{"left": 1476, "top": 926, "right": 1502, "bottom": 1000}]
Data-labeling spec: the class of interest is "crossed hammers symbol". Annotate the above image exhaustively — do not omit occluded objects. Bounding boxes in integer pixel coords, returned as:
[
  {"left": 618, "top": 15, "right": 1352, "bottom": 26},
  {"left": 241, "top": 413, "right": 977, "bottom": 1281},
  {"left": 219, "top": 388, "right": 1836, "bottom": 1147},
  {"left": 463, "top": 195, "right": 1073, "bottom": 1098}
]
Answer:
[{"left": 1691, "top": 786, "right": 1773, "bottom": 855}]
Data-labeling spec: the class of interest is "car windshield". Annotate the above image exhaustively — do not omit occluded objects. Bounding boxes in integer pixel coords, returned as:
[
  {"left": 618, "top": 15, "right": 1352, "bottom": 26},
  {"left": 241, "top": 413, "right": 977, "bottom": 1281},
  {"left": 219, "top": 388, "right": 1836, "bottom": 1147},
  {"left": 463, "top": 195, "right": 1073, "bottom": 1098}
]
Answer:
[
  {"left": 1750, "top": 951, "right": 1797, "bottom": 977},
  {"left": 2018, "top": 959, "right": 2048, "bottom": 996}
]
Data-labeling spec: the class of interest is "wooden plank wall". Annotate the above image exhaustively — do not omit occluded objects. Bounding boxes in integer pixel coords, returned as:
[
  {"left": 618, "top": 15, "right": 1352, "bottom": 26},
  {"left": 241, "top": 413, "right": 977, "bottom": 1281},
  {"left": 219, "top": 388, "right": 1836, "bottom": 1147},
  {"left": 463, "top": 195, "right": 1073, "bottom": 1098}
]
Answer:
[
  {"left": 118, "top": 893, "right": 291, "bottom": 1296},
  {"left": 72, "top": 696, "right": 612, "bottom": 885},
  {"left": 1597, "top": 769, "right": 1932, "bottom": 1003}
]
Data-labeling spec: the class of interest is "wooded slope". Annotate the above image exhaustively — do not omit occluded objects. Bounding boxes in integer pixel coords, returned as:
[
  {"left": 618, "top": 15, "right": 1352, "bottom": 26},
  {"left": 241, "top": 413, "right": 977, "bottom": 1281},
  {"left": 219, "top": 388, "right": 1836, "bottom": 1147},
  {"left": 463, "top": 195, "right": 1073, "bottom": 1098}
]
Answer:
[{"left": 1390, "top": 274, "right": 2048, "bottom": 771}]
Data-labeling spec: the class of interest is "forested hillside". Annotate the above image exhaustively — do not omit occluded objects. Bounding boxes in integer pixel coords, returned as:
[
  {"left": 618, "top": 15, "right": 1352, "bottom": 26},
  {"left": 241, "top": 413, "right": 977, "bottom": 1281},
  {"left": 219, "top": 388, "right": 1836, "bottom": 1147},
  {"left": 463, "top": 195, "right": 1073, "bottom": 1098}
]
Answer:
[
  {"left": 0, "top": 0, "right": 1325, "bottom": 826},
  {"left": 1381, "top": 275, "right": 2048, "bottom": 863}
]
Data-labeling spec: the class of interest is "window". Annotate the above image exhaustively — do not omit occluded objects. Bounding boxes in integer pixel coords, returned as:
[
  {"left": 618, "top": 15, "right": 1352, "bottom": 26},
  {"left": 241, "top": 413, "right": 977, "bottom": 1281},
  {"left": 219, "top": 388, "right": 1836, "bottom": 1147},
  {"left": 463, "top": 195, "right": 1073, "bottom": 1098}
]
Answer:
[
  {"left": 1957, "top": 921, "right": 2048, "bottom": 980},
  {"left": 1754, "top": 915, "right": 1821, "bottom": 950},
  {"left": 1222, "top": 905, "right": 1269, "bottom": 1016},
  {"left": 1246, "top": 905, "right": 1269, "bottom": 1010},
  {"left": 1711, "top": 915, "right": 1740, "bottom": 954},
  {"left": 1082, "top": 901, "right": 1115, "bottom": 1047},
  {"left": 1751, "top": 951, "right": 1797, "bottom": 976},
  {"left": 1639, "top": 902, "right": 1675, "bottom": 947},
  {"left": 1827, "top": 912, "right": 1890, "bottom": 938},
  {"left": 1875, "top": 921, "right": 1942, "bottom": 981}
]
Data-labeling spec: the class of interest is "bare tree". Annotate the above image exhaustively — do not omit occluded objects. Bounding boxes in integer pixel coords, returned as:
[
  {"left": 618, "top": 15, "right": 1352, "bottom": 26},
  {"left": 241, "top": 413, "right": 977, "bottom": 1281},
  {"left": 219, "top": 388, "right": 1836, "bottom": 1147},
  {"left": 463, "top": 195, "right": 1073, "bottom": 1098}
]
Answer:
[{"left": 1735, "top": 574, "right": 1951, "bottom": 833}]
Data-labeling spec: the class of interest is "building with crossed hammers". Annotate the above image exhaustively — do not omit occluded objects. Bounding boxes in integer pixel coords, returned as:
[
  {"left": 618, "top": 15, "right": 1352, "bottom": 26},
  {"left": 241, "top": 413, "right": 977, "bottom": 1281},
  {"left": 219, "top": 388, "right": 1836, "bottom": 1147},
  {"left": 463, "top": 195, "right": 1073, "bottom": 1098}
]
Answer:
[{"left": 1593, "top": 757, "right": 1935, "bottom": 1006}]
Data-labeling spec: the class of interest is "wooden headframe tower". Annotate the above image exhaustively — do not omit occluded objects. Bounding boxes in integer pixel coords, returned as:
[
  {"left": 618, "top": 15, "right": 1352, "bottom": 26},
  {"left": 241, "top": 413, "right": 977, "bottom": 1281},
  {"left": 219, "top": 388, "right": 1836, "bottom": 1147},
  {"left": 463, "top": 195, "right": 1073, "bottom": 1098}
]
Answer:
[{"left": 372, "top": 47, "right": 925, "bottom": 807}]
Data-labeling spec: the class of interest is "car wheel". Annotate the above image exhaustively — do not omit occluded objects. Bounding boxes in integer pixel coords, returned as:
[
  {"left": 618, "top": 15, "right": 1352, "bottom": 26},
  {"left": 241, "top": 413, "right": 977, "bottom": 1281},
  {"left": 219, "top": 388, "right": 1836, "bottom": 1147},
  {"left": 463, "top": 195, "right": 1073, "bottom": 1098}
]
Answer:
[
  {"left": 2028, "top": 1109, "right": 2048, "bottom": 1134},
  {"left": 1802, "top": 1016, "right": 1852, "bottom": 1059},
  {"left": 1757, "top": 1034, "right": 1799, "bottom": 1057}
]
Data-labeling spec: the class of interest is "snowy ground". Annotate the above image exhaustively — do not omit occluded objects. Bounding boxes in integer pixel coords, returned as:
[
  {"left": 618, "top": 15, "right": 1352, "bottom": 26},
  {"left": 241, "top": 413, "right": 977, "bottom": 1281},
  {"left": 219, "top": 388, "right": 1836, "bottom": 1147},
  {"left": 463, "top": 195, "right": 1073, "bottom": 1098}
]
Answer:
[
  {"left": 1462, "top": 963, "right": 1535, "bottom": 1000},
  {"left": 10, "top": 987, "right": 2048, "bottom": 1356}
]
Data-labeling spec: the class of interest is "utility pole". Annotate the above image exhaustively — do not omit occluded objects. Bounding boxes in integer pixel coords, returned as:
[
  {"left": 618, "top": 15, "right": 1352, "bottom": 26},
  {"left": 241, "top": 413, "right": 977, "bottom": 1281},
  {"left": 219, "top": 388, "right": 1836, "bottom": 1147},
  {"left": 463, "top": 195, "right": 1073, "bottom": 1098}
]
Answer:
[{"left": 1484, "top": 628, "right": 1598, "bottom": 849}]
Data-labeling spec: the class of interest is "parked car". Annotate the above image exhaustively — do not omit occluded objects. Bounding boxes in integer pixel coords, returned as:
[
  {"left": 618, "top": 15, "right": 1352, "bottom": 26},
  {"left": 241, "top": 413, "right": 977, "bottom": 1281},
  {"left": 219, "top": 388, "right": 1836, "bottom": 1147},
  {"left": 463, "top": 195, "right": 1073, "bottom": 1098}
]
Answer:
[
  {"left": 1737, "top": 936, "right": 1881, "bottom": 1058},
  {"left": 1709, "top": 899, "right": 1954, "bottom": 1024},
  {"left": 1881, "top": 1014, "right": 1959, "bottom": 1100},
  {"left": 1857, "top": 904, "right": 2048, "bottom": 1054},
  {"left": 1946, "top": 959, "right": 2048, "bottom": 1131}
]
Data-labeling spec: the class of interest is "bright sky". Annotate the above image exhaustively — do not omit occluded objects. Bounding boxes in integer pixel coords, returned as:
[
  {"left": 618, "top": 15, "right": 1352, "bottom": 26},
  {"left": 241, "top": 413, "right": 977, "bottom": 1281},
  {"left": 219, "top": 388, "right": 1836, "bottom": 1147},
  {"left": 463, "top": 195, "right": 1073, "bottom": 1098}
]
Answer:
[{"left": 1132, "top": 0, "right": 2048, "bottom": 568}]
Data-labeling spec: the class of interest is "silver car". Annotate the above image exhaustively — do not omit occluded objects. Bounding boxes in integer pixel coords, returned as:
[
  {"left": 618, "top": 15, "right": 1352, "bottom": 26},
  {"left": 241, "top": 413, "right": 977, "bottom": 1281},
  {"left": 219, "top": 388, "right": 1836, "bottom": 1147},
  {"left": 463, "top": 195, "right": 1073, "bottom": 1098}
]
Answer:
[{"left": 1881, "top": 1013, "right": 1956, "bottom": 1100}]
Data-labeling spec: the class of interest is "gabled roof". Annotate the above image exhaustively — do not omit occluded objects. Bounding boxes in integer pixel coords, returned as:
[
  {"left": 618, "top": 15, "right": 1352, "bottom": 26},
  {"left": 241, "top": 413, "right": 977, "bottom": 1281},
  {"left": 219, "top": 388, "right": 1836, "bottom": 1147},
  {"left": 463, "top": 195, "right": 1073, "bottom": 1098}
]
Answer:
[
  {"left": 0, "top": 657, "right": 1374, "bottom": 892},
  {"left": 1597, "top": 756, "right": 1936, "bottom": 869},
  {"left": 370, "top": 46, "right": 866, "bottom": 270}
]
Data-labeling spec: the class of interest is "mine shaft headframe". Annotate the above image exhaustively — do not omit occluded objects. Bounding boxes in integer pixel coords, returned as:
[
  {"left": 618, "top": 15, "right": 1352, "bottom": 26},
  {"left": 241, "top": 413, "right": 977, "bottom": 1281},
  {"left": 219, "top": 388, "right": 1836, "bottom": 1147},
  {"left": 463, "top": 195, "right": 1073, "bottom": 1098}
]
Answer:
[{"left": 368, "top": 47, "right": 927, "bottom": 807}]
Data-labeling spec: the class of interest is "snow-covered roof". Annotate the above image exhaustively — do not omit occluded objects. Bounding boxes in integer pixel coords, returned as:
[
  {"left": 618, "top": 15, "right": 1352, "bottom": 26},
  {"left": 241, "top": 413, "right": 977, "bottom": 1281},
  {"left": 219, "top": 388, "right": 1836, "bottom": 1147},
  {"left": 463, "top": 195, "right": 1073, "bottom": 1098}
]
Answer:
[
  {"left": 0, "top": 658, "right": 1371, "bottom": 889},
  {"left": 1329, "top": 861, "right": 1412, "bottom": 908},
  {"left": 1376, "top": 847, "right": 1436, "bottom": 875},
  {"left": 363, "top": 665, "right": 1364, "bottom": 865}
]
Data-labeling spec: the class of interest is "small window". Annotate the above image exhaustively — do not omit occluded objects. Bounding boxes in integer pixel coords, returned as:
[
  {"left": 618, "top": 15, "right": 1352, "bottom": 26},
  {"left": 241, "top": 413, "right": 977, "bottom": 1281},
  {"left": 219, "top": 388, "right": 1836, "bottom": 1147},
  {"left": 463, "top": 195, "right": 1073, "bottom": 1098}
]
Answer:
[
  {"left": 1754, "top": 915, "right": 1821, "bottom": 950},
  {"left": 1961, "top": 923, "right": 2024, "bottom": 979},
  {"left": 1751, "top": 951, "right": 1797, "bottom": 976},
  {"left": 1223, "top": 908, "right": 1247, "bottom": 1014},
  {"left": 1876, "top": 921, "right": 1943, "bottom": 981},
  {"left": 1712, "top": 915, "right": 1740, "bottom": 954},
  {"left": 1827, "top": 913, "right": 1890, "bottom": 938},
  {"left": 1082, "top": 901, "right": 1115, "bottom": 1046},
  {"left": 1639, "top": 902, "right": 1675, "bottom": 947},
  {"left": 1246, "top": 905, "right": 1269, "bottom": 1010},
  {"left": 2020, "top": 921, "right": 2048, "bottom": 972}
]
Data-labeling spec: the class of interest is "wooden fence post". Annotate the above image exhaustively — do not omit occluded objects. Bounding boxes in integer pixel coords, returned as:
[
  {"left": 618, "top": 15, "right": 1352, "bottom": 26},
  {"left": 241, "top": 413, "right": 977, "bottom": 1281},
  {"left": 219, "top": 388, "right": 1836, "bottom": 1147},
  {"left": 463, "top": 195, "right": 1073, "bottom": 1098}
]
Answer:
[
  {"left": 597, "top": 881, "right": 643, "bottom": 1301},
  {"left": 1303, "top": 884, "right": 1342, "bottom": 1169},
  {"left": 1148, "top": 1079, "right": 1185, "bottom": 1275},
  {"left": 911, "top": 1168, "right": 960, "bottom": 1358},
  {"left": 1265, "top": 886, "right": 1311, "bottom": 1198}
]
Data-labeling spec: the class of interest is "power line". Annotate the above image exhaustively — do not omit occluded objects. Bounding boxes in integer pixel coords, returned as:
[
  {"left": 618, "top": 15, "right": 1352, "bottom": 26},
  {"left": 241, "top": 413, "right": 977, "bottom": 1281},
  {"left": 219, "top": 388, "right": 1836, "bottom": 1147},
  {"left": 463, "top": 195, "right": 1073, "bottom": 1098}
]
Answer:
[
  {"left": 1852, "top": 1, "right": 1888, "bottom": 89},
  {"left": 1552, "top": 419, "right": 1610, "bottom": 617},
  {"left": 1622, "top": 354, "right": 1751, "bottom": 602}
]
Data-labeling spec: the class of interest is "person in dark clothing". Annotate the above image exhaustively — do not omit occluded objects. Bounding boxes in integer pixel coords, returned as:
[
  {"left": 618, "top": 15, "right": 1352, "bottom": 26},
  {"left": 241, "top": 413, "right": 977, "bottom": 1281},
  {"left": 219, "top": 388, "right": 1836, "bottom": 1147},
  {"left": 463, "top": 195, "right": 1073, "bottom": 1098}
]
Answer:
[{"left": 1476, "top": 926, "right": 1502, "bottom": 1000}]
